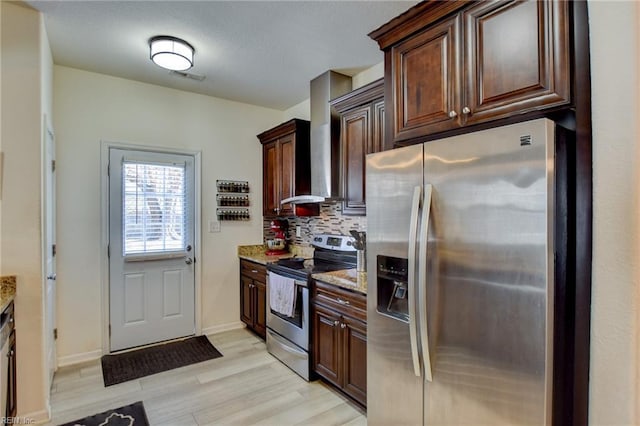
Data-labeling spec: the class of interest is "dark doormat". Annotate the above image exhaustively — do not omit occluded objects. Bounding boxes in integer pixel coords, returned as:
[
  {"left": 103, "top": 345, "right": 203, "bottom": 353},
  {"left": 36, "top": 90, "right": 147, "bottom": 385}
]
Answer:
[
  {"left": 58, "top": 401, "right": 149, "bottom": 426},
  {"left": 101, "top": 336, "right": 222, "bottom": 386}
]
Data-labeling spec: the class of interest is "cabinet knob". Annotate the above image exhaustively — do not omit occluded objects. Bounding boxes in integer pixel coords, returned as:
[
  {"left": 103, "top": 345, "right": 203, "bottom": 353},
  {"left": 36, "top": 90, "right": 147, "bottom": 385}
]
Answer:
[
  {"left": 251, "top": 270, "right": 258, "bottom": 273},
  {"left": 333, "top": 320, "right": 339, "bottom": 327},
  {"left": 340, "top": 323, "right": 346, "bottom": 329},
  {"left": 462, "top": 106, "right": 471, "bottom": 115},
  {"left": 336, "top": 298, "right": 350, "bottom": 305},
  {"left": 448, "top": 110, "right": 458, "bottom": 118}
]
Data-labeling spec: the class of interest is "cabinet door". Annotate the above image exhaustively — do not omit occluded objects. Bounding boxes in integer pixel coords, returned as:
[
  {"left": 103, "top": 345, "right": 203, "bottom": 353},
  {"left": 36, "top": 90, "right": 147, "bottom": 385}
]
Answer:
[
  {"left": 342, "top": 316, "right": 367, "bottom": 407},
  {"left": 341, "top": 106, "right": 369, "bottom": 216},
  {"left": 263, "top": 141, "right": 279, "bottom": 217},
  {"left": 391, "top": 14, "right": 462, "bottom": 141},
  {"left": 240, "top": 275, "right": 254, "bottom": 327},
  {"left": 279, "top": 134, "right": 295, "bottom": 216},
  {"left": 254, "top": 280, "right": 267, "bottom": 339},
  {"left": 463, "top": 0, "right": 570, "bottom": 124},
  {"left": 371, "top": 99, "right": 385, "bottom": 155},
  {"left": 312, "top": 304, "right": 342, "bottom": 386}
]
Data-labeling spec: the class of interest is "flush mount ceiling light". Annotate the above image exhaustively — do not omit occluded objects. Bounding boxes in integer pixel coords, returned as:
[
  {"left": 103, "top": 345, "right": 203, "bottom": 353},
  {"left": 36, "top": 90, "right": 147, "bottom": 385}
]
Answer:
[{"left": 149, "top": 36, "right": 194, "bottom": 71}]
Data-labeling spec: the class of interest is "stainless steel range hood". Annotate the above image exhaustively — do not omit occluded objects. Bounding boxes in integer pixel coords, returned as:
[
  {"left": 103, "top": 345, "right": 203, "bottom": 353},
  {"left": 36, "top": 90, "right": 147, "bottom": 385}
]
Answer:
[{"left": 281, "top": 71, "right": 352, "bottom": 205}]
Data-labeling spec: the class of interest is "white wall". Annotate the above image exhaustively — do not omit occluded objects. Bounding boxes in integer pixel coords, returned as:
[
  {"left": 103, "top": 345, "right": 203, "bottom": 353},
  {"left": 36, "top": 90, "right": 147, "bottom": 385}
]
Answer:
[
  {"left": 53, "top": 66, "right": 281, "bottom": 362},
  {"left": 351, "top": 62, "right": 384, "bottom": 89},
  {"left": 281, "top": 63, "right": 384, "bottom": 122},
  {"left": 0, "top": 2, "right": 50, "bottom": 421},
  {"left": 589, "top": 1, "right": 640, "bottom": 424}
]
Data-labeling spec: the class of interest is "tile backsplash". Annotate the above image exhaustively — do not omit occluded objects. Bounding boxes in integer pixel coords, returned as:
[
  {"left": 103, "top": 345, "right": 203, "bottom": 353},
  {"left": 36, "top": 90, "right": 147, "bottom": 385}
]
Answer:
[{"left": 263, "top": 203, "right": 366, "bottom": 246}]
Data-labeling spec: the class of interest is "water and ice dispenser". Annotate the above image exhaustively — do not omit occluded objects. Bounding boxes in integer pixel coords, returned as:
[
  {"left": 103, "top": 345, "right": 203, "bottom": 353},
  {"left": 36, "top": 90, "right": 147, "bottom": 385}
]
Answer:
[{"left": 376, "top": 255, "right": 410, "bottom": 322}]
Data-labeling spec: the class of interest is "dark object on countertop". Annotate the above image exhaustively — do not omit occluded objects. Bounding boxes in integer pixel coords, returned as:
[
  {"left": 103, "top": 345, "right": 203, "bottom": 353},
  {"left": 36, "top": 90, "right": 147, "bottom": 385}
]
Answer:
[
  {"left": 350, "top": 230, "right": 366, "bottom": 250},
  {"left": 101, "top": 335, "right": 222, "bottom": 386},
  {"left": 58, "top": 401, "right": 149, "bottom": 426}
]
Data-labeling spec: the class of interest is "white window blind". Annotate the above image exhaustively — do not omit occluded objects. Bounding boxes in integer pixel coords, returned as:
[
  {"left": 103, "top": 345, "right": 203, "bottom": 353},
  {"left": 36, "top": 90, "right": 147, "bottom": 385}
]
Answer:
[{"left": 122, "top": 161, "right": 186, "bottom": 256}]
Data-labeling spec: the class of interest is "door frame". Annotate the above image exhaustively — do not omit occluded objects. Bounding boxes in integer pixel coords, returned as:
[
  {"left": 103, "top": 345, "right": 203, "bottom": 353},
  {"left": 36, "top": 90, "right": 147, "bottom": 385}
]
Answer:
[
  {"left": 100, "top": 140, "right": 202, "bottom": 354},
  {"left": 40, "top": 114, "right": 56, "bottom": 409}
]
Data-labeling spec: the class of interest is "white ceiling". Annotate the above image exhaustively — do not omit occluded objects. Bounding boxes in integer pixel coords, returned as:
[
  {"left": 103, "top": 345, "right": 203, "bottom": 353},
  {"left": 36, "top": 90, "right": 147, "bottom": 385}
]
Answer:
[{"left": 26, "top": 1, "right": 418, "bottom": 110}]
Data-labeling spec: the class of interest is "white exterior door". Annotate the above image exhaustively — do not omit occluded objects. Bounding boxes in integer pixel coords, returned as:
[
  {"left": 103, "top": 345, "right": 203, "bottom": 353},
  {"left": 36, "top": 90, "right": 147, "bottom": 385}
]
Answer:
[{"left": 109, "top": 148, "right": 196, "bottom": 352}]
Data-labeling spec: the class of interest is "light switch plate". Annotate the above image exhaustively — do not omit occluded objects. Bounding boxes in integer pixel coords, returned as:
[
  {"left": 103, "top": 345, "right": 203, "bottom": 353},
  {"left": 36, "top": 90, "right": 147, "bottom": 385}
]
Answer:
[{"left": 209, "top": 220, "right": 221, "bottom": 233}]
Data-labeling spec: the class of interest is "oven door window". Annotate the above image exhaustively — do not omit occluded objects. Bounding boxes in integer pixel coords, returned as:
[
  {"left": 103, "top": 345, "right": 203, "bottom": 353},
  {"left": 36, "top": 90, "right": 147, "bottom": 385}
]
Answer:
[{"left": 270, "top": 284, "right": 304, "bottom": 329}]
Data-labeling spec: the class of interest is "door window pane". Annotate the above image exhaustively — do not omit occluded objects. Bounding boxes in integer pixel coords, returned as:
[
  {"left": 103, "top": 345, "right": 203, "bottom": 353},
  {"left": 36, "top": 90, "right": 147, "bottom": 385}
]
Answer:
[{"left": 122, "top": 162, "right": 186, "bottom": 255}]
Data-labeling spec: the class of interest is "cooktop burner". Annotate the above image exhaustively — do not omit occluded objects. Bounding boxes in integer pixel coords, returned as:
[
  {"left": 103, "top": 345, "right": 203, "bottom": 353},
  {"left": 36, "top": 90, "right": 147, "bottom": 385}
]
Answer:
[
  {"left": 268, "top": 257, "right": 349, "bottom": 280},
  {"left": 266, "top": 234, "right": 358, "bottom": 280}
]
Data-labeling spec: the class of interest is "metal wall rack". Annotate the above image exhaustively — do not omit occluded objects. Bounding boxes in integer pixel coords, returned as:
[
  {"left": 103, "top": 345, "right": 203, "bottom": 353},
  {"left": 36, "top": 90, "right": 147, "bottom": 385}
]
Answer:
[{"left": 216, "top": 180, "right": 250, "bottom": 221}]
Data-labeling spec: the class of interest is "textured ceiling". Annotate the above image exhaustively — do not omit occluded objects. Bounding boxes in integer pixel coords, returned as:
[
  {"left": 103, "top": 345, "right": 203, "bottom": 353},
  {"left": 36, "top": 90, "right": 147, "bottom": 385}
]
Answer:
[{"left": 26, "top": 1, "right": 418, "bottom": 110}]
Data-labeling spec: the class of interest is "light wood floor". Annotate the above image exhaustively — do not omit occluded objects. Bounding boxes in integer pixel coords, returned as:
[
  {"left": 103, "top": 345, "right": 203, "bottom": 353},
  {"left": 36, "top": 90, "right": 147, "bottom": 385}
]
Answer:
[{"left": 46, "top": 328, "right": 366, "bottom": 426}]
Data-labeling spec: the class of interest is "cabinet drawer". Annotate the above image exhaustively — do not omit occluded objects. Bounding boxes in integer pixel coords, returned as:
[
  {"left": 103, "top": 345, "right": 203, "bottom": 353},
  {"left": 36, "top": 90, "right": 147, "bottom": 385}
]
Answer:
[
  {"left": 312, "top": 280, "right": 366, "bottom": 322},
  {"left": 240, "top": 260, "right": 267, "bottom": 281}
]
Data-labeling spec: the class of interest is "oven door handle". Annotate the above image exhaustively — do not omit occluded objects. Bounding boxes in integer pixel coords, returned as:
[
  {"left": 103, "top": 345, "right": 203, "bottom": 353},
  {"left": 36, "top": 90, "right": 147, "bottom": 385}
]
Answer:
[{"left": 267, "top": 271, "right": 308, "bottom": 288}]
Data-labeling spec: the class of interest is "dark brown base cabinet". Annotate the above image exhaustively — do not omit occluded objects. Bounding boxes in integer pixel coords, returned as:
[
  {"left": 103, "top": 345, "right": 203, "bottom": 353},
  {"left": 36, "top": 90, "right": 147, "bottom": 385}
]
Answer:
[
  {"left": 312, "top": 281, "right": 367, "bottom": 407},
  {"left": 7, "top": 329, "right": 16, "bottom": 419},
  {"left": 240, "top": 260, "right": 267, "bottom": 339}
]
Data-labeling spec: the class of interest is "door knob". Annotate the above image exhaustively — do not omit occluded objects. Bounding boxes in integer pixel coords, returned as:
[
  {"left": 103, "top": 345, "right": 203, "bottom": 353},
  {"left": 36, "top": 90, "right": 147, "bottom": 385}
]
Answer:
[
  {"left": 185, "top": 258, "right": 193, "bottom": 265},
  {"left": 47, "top": 274, "right": 56, "bottom": 281},
  {"left": 186, "top": 245, "right": 192, "bottom": 252}
]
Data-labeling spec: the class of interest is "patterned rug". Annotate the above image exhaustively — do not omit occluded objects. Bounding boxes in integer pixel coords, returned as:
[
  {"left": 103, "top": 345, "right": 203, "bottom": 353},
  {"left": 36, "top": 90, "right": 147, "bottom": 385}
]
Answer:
[
  {"left": 101, "top": 335, "right": 222, "bottom": 386},
  {"left": 58, "top": 401, "right": 149, "bottom": 426}
]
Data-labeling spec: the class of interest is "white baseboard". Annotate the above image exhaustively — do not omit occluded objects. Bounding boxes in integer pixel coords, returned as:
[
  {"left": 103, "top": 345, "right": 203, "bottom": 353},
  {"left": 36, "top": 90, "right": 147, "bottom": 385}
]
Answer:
[
  {"left": 202, "top": 321, "right": 245, "bottom": 336},
  {"left": 19, "top": 406, "right": 50, "bottom": 425},
  {"left": 57, "top": 349, "right": 102, "bottom": 368}
]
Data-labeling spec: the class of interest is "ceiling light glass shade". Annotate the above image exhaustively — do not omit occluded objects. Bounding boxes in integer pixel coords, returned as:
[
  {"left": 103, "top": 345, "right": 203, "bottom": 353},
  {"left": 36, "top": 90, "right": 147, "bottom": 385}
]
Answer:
[{"left": 149, "top": 36, "right": 194, "bottom": 71}]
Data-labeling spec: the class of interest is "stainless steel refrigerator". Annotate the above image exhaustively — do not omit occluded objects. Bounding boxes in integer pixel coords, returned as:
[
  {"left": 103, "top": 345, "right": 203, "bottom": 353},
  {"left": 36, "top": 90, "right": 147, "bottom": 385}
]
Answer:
[{"left": 366, "top": 118, "right": 556, "bottom": 425}]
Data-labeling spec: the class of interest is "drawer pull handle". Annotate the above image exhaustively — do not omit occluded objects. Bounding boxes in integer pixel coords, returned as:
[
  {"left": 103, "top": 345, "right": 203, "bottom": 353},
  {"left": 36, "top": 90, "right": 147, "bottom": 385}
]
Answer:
[
  {"left": 251, "top": 270, "right": 258, "bottom": 273},
  {"left": 336, "top": 298, "right": 350, "bottom": 305}
]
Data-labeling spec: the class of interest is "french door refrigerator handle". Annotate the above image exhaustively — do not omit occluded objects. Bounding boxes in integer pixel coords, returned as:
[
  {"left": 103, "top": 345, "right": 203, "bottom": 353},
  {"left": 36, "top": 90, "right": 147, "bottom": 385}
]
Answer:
[
  {"left": 418, "top": 184, "right": 434, "bottom": 381},
  {"left": 408, "top": 186, "right": 422, "bottom": 377}
]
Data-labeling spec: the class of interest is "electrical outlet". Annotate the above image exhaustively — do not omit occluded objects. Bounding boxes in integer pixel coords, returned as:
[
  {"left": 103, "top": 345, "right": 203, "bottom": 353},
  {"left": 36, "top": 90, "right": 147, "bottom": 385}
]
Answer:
[
  {"left": 209, "top": 220, "right": 221, "bottom": 233},
  {"left": 296, "top": 225, "right": 302, "bottom": 237}
]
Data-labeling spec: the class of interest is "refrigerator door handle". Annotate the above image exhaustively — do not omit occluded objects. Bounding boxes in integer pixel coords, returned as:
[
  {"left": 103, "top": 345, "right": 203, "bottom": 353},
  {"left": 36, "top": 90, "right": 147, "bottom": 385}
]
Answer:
[
  {"left": 418, "top": 183, "right": 434, "bottom": 381},
  {"left": 407, "top": 186, "right": 422, "bottom": 377}
]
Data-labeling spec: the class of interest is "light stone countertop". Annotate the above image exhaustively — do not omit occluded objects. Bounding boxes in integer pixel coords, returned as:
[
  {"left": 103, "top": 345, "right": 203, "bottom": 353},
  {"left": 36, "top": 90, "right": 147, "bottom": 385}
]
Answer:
[
  {"left": 312, "top": 269, "right": 367, "bottom": 295},
  {"left": 237, "top": 244, "right": 314, "bottom": 266},
  {"left": 0, "top": 276, "right": 16, "bottom": 313}
]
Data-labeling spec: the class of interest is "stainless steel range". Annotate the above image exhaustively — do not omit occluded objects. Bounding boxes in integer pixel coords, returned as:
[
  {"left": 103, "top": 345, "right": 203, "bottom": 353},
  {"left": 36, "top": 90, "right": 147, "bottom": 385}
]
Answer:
[{"left": 266, "top": 234, "right": 356, "bottom": 380}]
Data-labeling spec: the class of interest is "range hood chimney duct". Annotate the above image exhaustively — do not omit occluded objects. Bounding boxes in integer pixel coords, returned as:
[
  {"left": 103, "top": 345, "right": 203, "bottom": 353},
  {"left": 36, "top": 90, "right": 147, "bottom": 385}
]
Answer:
[
  {"left": 310, "top": 70, "right": 352, "bottom": 200},
  {"left": 282, "top": 71, "right": 352, "bottom": 205}
]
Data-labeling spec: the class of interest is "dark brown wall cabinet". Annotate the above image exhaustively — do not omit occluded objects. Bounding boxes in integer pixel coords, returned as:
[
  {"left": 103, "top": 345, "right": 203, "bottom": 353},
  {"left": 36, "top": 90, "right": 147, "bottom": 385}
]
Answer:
[
  {"left": 312, "top": 281, "right": 367, "bottom": 407},
  {"left": 370, "top": 0, "right": 570, "bottom": 146},
  {"left": 331, "top": 79, "right": 385, "bottom": 216},
  {"left": 240, "top": 260, "right": 267, "bottom": 339},
  {"left": 258, "top": 119, "right": 318, "bottom": 217}
]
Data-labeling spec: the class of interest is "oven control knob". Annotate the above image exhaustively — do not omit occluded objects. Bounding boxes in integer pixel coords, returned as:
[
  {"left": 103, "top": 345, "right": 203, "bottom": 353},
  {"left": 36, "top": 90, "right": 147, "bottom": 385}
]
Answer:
[{"left": 346, "top": 241, "right": 352, "bottom": 246}]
